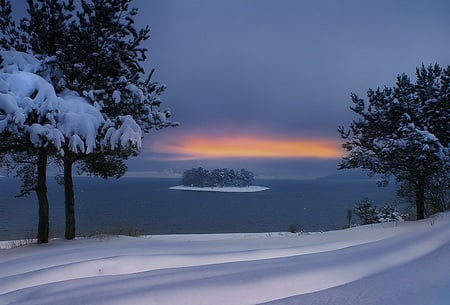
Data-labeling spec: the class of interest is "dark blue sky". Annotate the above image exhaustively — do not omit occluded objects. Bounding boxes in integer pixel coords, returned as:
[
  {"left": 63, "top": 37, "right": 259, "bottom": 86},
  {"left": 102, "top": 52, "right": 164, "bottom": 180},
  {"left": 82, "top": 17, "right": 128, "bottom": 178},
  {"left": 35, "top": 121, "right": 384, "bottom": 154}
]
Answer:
[
  {"left": 133, "top": 0, "right": 450, "bottom": 178},
  {"left": 10, "top": 0, "right": 450, "bottom": 178},
  {"left": 137, "top": 0, "right": 450, "bottom": 132}
]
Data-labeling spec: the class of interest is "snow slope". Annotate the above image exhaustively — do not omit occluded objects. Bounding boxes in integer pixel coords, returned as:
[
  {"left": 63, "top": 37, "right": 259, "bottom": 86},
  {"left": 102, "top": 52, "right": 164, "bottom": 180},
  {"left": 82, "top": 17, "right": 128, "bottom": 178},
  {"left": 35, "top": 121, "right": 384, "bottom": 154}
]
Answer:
[
  {"left": 169, "top": 185, "right": 270, "bottom": 192},
  {"left": 0, "top": 213, "right": 449, "bottom": 305}
]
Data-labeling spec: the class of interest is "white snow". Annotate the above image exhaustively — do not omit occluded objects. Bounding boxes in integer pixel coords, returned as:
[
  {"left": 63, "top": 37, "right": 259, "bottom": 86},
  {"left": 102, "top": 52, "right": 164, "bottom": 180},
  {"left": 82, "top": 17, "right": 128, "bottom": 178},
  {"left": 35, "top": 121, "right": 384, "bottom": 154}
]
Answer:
[
  {"left": 27, "top": 123, "right": 64, "bottom": 150},
  {"left": 0, "top": 50, "right": 144, "bottom": 154},
  {"left": 103, "top": 115, "right": 142, "bottom": 150},
  {"left": 1, "top": 213, "right": 449, "bottom": 305},
  {"left": 0, "top": 50, "right": 42, "bottom": 74},
  {"left": 125, "top": 83, "right": 145, "bottom": 103},
  {"left": 112, "top": 90, "right": 121, "bottom": 104},
  {"left": 0, "top": 71, "right": 60, "bottom": 123},
  {"left": 169, "top": 185, "right": 270, "bottom": 192},
  {"left": 58, "top": 90, "right": 105, "bottom": 154}
]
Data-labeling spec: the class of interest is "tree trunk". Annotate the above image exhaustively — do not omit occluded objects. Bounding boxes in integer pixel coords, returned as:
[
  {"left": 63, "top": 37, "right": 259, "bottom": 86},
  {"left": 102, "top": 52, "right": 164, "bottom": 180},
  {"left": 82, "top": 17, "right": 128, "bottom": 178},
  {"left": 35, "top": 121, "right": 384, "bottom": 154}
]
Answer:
[
  {"left": 415, "top": 185, "right": 426, "bottom": 220},
  {"left": 36, "top": 150, "right": 49, "bottom": 244},
  {"left": 64, "top": 156, "right": 76, "bottom": 240}
]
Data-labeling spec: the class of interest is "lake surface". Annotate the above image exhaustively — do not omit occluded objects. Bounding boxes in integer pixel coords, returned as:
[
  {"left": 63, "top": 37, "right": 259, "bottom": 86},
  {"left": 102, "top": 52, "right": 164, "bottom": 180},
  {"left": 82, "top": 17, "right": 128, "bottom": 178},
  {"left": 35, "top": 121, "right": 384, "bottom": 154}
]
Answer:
[{"left": 0, "top": 177, "right": 400, "bottom": 240}]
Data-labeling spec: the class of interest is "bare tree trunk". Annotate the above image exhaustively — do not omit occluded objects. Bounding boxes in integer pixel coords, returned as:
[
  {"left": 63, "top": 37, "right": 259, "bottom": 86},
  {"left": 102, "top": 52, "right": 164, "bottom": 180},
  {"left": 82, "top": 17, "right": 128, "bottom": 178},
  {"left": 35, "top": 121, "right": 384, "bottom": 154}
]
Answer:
[
  {"left": 36, "top": 150, "right": 49, "bottom": 244},
  {"left": 64, "top": 155, "right": 76, "bottom": 240}
]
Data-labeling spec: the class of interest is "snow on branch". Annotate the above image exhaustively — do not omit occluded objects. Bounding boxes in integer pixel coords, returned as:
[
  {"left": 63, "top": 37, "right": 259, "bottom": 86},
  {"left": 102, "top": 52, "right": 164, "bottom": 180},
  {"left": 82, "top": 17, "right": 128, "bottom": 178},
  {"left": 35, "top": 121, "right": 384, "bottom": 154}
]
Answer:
[
  {"left": 0, "top": 70, "right": 62, "bottom": 149},
  {"left": 102, "top": 115, "right": 142, "bottom": 150},
  {"left": 0, "top": 50, "right": 42, "bottom": 74},
  {"left": 27, "top": 123, "right": 64, "bottom": 150},
  {"left": 58, "top": 90, "right": 105, "bottom": 154},
  {"left": 0, "top": 50, "right": 143, "bottom": 155}
]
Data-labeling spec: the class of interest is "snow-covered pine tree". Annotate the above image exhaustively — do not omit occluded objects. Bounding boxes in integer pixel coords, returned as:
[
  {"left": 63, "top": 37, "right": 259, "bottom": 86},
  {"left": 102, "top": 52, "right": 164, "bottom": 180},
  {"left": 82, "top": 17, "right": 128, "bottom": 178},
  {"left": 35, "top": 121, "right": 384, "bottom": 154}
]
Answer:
[
  {"left": 0, "top": 0, "right": 177, "bottom": 240},
  {"left": 61, "top": 0, "right": 174, "bottom": 131},
  {"left": 0, "top": 0, "right": 25, "bottom": 51},
  {"left": 353, "top": 198, "right": 378, "bottom": 225},
  {"left": 0, "top": 53, "right": 64, "bottom": 243},
  {"left": 339, "top": 64, "right": 450, "bottom": 220},
  {"left": 57, "top": 0, "right": 177, "bottom": 239},
  {"left": 414, "top": 65, "right": 450, "bottom": 214},
  {"left": 0, "top": 0, "right": 82, "bottom": 243},
  {"left": 377, "top": 204, "right": 403, "bottom": 223}
]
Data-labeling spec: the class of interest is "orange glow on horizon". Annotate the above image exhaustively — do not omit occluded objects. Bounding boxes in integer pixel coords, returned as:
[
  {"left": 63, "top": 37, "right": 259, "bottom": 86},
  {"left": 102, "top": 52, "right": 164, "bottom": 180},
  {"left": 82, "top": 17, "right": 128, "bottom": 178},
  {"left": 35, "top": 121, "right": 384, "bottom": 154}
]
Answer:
[{"left": 150, "top": 133, "right": 342, "bottom": 160}]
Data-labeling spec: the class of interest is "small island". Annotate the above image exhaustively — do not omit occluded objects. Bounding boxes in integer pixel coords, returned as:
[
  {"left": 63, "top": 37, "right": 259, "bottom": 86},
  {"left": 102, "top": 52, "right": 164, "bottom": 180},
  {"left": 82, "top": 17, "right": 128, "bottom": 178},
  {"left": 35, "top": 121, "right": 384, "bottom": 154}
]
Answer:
[{"left": 170, "top": 167, "right": 269, "bottom": 193}]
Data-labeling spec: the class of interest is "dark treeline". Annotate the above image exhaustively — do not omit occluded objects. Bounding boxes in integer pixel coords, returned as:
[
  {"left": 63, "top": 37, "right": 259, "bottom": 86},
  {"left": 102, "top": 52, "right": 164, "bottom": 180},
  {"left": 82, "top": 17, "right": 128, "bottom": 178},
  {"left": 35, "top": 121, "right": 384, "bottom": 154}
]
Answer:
[{"left": 182, "top": 168, "right": 254, "bottom": 187}]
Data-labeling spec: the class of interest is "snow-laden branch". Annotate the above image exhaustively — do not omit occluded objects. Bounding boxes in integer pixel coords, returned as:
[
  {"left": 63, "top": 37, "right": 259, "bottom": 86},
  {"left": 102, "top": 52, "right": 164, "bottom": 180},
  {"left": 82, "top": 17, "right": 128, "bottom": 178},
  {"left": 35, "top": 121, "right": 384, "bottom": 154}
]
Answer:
[
  {"left": 0, "top": 51, "right": 143, "bottom": 155},
  {"left": 0, "top": 50, "right": 42, "bottom": 74},
  {"left": 102, "top": 115, "right": 142, "bottom": 151}
]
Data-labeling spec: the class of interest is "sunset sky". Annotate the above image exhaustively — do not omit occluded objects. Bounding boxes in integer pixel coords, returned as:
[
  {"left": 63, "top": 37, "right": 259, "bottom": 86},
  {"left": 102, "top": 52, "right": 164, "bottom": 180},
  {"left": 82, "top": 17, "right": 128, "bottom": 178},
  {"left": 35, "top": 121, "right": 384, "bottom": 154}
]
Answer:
[
  {"left": 148, "top": 132, "right": 342, "bottom": 160},
  {"left": 12, "top": 0, "right": 450, "bottom": 178}
]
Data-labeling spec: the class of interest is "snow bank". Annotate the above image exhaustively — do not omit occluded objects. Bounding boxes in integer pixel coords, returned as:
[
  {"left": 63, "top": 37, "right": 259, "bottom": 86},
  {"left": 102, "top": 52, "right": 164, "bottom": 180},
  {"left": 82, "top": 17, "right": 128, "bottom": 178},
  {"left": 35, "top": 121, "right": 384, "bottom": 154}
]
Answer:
[
  {"left": 169, "top": 185, "right": 270, "bottom": 192},
  {"left": 1, "top": 213, "right": 449, "bottom": 305}
]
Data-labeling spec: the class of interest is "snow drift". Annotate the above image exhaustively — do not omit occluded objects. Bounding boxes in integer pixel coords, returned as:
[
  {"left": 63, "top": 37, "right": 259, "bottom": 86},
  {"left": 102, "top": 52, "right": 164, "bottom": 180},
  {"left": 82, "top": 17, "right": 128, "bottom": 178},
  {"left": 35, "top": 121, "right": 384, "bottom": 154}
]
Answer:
[{"left": 1, "top": 213, "right": 449, "bottom": 305}]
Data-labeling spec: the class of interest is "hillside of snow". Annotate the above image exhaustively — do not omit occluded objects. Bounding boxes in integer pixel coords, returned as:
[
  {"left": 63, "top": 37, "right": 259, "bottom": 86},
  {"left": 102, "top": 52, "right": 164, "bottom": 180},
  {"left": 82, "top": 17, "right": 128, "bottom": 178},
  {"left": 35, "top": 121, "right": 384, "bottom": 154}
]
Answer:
[{"left": 0, "top": 213, "right": 449, "bottom": 305}]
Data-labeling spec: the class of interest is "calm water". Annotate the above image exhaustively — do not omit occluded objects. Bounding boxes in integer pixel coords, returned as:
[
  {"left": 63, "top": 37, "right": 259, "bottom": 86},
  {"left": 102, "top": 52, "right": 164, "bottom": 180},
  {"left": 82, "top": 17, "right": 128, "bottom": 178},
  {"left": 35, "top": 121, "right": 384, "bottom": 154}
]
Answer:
[{"left": 0, "top": 177, "right": 399, "bottom": 240}]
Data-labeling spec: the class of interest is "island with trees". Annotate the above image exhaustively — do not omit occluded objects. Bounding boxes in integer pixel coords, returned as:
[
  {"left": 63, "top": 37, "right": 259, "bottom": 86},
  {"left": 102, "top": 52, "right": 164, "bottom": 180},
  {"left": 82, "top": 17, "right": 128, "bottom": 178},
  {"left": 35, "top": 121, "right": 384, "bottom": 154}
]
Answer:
[{"left": 170, "top": 167, "right": 269, "bottom": 192}]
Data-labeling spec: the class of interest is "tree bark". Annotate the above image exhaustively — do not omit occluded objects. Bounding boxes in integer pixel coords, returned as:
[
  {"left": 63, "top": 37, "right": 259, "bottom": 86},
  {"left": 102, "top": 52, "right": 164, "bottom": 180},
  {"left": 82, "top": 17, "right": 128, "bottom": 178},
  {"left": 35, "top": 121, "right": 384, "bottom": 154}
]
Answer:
[
  {"left": 415, "top": 185, "right": 426, "bottom": 220},
  {"left": 64, "top": 155, "right": 76, "bottom": 240},
  {"left": 36, "top": 150, "right": 49, "bottom": 244}
]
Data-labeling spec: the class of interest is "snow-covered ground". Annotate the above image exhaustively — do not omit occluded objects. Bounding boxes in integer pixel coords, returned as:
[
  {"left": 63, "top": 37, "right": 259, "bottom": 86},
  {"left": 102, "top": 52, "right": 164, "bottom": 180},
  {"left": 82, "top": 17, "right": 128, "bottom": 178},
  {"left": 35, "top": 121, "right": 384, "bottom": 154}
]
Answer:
[
  {"left": 169, "top": 185, "right": 270, "bottom": 192},
  {"left": 1, "top": 213, "right": 449, "bottom": 305}
]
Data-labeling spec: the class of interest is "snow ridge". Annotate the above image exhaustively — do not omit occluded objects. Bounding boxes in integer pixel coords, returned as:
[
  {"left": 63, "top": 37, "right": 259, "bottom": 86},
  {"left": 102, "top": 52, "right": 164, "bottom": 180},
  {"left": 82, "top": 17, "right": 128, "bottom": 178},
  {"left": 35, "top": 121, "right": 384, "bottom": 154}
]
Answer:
[{"left": 0, "top": 213, "right": 449, "bottom": 305}]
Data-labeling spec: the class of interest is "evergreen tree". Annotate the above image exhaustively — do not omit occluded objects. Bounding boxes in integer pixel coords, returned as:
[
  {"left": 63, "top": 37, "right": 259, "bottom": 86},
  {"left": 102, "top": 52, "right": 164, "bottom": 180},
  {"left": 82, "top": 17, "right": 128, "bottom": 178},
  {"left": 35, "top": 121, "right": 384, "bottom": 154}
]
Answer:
[
  {"left": 339, "top": 64, "right": 450, "bottom": 220},
  {"left": 0, "top": 0, "right": 176, "bottom": 240},
  {"left": 377, "top": 204, "right": 403, "bottom": 223},
  {"left": 182, "top": 167, "right": 210, "bottom": 187},
  {"left": 182, "top": 168, "right": 254, "bottom": 187},
  {"left": 353, "top": 198, "right": 378, "bottom": 225},
  {"left": 236, "top": 168, "right": 254, "bottom": 187},
  {"left": 0, "top": 58, "right": 63, "bottom": 243}
]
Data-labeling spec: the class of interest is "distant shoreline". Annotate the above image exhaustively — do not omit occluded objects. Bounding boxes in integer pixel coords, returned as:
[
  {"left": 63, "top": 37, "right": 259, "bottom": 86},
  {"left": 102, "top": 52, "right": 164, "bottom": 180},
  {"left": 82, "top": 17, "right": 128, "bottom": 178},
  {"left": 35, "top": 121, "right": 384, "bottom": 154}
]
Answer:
[{"left": 169, "top": 185, "right": 270, "bottom": 193}]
